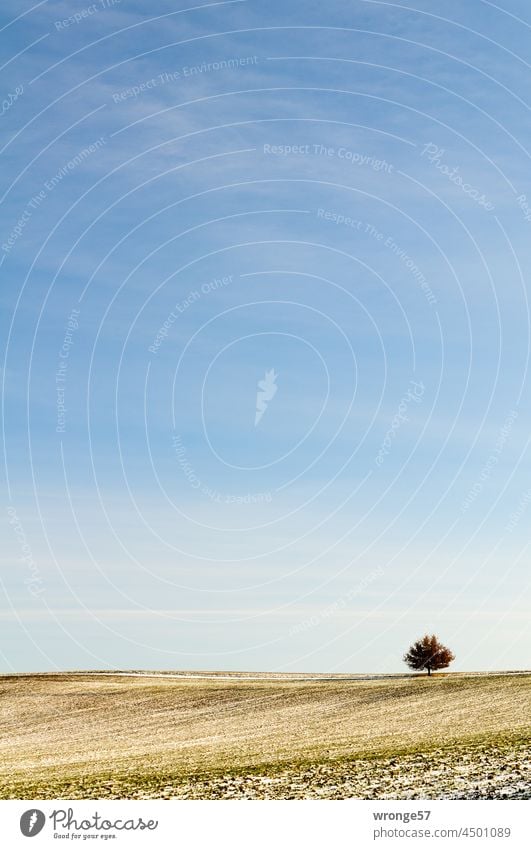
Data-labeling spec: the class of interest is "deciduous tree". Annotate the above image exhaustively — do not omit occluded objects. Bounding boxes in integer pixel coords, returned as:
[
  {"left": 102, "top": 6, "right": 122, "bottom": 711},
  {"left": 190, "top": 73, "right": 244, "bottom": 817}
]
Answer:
[{"left": 403, "top": 634, "right": 455, "bottom": 676}]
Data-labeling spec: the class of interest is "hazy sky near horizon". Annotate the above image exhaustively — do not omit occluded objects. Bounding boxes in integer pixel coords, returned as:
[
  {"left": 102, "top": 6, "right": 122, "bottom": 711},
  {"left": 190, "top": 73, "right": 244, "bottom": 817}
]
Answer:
[{"left": 1, "top": 0, "right": 531, "bottom": 673}]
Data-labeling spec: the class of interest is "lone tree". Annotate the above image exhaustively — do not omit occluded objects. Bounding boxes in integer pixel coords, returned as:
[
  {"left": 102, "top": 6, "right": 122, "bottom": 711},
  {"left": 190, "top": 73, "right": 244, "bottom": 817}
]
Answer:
[{"left": 403, "top": 634, "right": 455, "bottom": 676}]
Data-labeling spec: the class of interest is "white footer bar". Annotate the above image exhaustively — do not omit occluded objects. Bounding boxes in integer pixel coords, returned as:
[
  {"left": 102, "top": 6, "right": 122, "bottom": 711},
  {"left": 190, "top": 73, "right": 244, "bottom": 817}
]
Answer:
[{"left": 1, "top": 799, "right": 528, "bottom": 848}]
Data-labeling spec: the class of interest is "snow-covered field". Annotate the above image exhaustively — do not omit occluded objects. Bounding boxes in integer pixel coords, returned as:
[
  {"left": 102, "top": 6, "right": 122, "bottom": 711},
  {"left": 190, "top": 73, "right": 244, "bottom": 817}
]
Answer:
[{"left": 0, "top": 671, "right": 529, "bottom": 799}]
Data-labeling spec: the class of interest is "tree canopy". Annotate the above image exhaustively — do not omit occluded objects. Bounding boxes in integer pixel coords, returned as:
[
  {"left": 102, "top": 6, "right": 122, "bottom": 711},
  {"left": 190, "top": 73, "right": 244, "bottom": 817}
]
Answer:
[{"left": 403, "top": 634, "right": 455, "bottom": 675}]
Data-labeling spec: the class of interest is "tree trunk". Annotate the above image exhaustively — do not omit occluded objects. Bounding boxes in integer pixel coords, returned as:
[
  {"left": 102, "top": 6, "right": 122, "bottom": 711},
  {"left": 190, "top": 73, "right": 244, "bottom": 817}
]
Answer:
[{"left": 427, "top": 666, "right": 431, "bottom": 676}]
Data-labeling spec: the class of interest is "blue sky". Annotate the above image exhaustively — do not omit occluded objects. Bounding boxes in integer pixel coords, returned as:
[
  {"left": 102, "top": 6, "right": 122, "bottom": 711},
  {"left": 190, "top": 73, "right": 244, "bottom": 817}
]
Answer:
[{"left": 1, "top": 0, "right": 531, "bottom": 672}]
